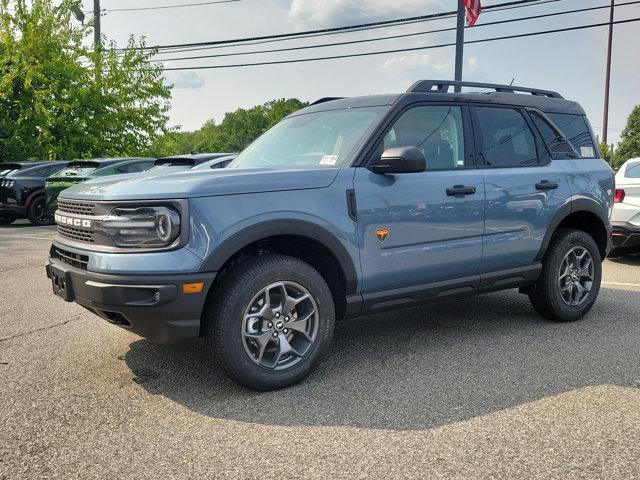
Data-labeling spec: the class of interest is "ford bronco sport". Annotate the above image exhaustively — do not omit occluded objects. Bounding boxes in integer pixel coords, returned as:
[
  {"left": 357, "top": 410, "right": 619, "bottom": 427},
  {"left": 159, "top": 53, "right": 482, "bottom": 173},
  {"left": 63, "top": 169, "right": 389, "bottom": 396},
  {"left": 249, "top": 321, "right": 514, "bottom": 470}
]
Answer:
[{"left": 46, "top": 80, "right": 613, "bottom": 391}]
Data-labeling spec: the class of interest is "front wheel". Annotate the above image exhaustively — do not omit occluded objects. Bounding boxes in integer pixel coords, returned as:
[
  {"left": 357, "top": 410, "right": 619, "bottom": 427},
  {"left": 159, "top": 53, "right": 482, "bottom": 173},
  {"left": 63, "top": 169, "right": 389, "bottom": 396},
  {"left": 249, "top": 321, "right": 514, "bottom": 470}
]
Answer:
[
  {"left": 204, "top": 254, "right": 335, "bottom": 391},
  {"left": 529, "top": 228, "right": 602, "bottom": 322},
  {"left": 27, "top": 196, "right": 54, "bottom": 226}
]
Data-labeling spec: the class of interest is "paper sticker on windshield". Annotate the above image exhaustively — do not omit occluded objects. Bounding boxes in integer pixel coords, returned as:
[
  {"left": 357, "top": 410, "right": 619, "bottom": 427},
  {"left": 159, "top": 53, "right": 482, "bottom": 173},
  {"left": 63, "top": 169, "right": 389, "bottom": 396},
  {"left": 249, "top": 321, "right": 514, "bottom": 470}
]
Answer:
[
  {"left": 580, "top": 146, "right": 594, "bottom": 158},
  {"left": 319, "top": 155, "right": 339, "bottom": 166}
]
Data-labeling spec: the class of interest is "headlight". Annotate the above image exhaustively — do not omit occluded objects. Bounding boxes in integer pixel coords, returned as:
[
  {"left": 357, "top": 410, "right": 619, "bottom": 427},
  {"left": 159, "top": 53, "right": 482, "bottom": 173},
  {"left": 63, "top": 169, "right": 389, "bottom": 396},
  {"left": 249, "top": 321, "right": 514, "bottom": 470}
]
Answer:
[{"left": 101, "top": 206, "right": 181, "bottom": 247}]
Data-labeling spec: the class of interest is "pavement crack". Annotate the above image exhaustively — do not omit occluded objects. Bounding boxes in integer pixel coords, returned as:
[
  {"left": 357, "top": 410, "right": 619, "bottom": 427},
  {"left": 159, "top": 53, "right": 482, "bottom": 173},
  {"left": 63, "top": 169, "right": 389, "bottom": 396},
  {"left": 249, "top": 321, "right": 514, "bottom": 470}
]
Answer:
[{"left": 0, "top": 314, "right": 84, "bottom": 343}]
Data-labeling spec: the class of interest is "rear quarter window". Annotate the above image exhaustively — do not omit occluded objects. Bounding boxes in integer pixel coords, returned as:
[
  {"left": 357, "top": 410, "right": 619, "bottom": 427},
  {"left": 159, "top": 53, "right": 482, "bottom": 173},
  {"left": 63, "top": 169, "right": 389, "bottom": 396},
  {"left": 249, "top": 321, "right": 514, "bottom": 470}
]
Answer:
[{"left": 545, "top": 113, "right": 597, "bottom": 158}]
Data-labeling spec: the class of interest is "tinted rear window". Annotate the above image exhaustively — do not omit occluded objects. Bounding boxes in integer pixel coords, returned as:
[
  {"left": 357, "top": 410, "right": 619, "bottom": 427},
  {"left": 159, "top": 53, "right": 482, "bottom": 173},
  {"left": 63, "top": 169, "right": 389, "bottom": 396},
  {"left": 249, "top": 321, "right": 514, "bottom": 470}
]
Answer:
[
  {"left": 546, "top": 113, "right": 597, "bottom": 158},
  {"left": 476, "top": 107, "right": 538, "bottom": 167}
]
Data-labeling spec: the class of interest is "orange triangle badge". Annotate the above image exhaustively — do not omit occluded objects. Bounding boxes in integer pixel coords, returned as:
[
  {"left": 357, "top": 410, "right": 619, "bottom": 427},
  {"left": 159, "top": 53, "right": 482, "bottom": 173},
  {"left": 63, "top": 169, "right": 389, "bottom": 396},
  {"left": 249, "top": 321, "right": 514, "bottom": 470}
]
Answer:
[{"left": 376, "top": 228, "right": 389, "bottom": 243}]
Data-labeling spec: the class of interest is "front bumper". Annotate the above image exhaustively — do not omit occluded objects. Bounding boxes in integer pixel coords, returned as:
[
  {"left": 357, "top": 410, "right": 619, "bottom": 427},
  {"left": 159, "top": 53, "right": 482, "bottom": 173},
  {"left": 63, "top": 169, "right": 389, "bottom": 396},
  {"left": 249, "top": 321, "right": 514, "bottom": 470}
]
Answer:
[
  {"left": 0, "top": 204, "right": 27, "bottom": 217},
  {"left": 46, "top": 256, "right": 216, "bottom": 343},
  {"left": 611, "top": 222, "right": 640, "bottom": 248}
]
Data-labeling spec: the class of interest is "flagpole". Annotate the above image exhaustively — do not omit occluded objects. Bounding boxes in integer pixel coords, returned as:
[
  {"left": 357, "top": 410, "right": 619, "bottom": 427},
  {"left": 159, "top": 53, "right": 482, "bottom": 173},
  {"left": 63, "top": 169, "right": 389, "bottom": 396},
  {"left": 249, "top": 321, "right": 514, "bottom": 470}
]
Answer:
[
  {"left": 454, "top": 0, "right": 465, "bottom": 92},
  {"left": 602, "top": 0, "right": 615, "bottom": 145}
]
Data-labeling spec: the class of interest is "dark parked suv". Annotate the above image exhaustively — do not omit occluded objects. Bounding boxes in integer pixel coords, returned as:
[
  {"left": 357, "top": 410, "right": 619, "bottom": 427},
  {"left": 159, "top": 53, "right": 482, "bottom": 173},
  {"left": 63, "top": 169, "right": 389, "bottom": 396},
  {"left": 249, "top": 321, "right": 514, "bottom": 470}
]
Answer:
[
  {"left": 47, "top": 81, "right": 613, "bottom": 390},
  {"left": 0, "top": 162, "right": 69, "bottom": 225}
]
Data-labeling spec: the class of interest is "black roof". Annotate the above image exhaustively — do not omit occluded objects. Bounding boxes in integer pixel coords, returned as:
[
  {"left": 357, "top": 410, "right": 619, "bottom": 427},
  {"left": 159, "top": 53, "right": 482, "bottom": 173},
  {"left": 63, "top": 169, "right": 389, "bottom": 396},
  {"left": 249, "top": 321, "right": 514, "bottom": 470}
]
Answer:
[{"left": 298, "top": 80, "right": 585, "bottom": 117}]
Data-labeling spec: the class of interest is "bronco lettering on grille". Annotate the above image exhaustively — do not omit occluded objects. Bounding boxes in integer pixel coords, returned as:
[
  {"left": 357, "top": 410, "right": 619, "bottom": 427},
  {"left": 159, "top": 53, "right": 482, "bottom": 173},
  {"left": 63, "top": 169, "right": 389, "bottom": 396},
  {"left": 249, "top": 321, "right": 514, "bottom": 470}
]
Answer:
[{"left": 54, "top": 213, "right": 92, "bottom": 229}]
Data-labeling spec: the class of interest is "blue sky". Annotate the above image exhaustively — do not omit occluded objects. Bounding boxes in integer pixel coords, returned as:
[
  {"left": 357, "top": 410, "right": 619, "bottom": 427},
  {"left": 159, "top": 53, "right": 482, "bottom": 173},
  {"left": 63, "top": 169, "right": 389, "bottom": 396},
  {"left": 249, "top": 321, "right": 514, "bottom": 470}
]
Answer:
[{"left": 94, "top": 0, "right": 640, "bottom": 145}]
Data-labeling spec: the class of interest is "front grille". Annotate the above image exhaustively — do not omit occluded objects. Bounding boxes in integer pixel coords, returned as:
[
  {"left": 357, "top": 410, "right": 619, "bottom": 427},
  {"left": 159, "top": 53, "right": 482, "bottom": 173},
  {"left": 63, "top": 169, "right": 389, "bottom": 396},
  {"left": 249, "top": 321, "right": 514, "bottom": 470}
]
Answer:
[
  {"left": 57, "top": 199, "right": 96, "bottom": 216},
  {"left": 53, "top": 246, "right": 89, "bottom": 270},
  {"left": 57, "top": 224, "right": 95, "bottom": 243}
]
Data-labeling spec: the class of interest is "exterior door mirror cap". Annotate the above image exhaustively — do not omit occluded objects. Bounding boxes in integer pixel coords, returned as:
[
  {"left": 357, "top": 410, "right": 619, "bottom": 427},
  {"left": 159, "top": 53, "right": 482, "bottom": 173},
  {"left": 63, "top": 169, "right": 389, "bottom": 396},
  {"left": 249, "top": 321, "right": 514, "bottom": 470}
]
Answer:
[{"left": 368, "top": 147, "right": 426, "bottom": 174}]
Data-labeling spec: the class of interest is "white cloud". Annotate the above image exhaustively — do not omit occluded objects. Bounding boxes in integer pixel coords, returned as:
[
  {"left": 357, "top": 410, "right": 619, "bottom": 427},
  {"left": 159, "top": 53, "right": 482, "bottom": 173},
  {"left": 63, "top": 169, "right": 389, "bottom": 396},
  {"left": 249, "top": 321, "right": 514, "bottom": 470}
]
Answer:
[
  {"left": 382, "top": 52, "right": 484, "bottom": 89},
  {"left": 288, "top": 0, "right": 443, "bottom": 27},
  {"left": 164, "top": 71, "right": 206, "bottom": 90}
]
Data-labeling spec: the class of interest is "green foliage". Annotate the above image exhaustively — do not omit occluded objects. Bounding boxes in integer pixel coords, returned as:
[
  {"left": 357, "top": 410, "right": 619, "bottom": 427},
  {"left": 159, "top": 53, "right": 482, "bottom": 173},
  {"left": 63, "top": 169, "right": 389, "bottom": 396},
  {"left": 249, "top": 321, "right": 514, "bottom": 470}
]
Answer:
[
  {"left": 615, "top": 105, "right": 640, "bottom": 168},
  {"left": 0, "top": 0, "right": 171, "bottom": 162},
  {"left": 599, "top": 142, "right": 612, "bottom": 164},
  {"left": 146, "top": 98, "right": 308, "bottom": 157}
]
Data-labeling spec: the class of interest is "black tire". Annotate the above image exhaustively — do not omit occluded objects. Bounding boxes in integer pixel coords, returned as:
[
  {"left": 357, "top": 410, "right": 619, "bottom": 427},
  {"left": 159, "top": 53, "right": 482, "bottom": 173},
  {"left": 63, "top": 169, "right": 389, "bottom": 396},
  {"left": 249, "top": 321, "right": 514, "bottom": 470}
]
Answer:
[
  {"left": 529, "top": 228, "right": 602, "bottom": 322},
  {"left": 0, "top": 216, "right": 15, "bottom": 225},
  {"left": 203, "top": 254, "right": 335, "bottom": 391},
  {"left": 27, "top": 196, "right": 53, "bottom": 226}
]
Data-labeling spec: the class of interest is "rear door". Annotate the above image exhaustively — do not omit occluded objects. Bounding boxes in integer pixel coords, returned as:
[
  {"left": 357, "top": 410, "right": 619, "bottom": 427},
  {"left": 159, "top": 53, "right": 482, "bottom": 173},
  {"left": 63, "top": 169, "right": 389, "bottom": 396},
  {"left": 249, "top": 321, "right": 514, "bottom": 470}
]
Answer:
[{"left": 472, "top": 105, "right": 572, "bottom": 273}]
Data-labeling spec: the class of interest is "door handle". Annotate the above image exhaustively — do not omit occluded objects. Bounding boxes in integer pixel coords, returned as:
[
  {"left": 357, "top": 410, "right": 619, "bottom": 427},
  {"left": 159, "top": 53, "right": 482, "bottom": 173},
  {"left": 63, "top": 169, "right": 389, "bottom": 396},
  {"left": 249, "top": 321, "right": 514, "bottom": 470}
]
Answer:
[
  {"left": 446, "top": 185, "right": 476, "bottom": 196},
  {"left": 535, "top": 181, "right": 559, "bottom": 191}
]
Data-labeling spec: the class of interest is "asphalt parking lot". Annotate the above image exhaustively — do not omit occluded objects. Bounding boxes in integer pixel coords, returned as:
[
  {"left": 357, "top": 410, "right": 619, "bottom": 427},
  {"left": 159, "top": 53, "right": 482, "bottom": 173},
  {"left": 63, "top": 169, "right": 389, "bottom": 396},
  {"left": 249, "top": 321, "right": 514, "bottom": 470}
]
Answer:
[{"left": 1, "top": 220, "right": 639, "bottom": 479}]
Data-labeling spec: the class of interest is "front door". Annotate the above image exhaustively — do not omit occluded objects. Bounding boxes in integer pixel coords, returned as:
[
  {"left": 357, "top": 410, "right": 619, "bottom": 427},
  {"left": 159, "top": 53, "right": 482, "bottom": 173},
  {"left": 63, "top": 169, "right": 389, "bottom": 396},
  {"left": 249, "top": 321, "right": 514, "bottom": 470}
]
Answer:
[{"left": 355, "top": 104, "right": 485, "bottom": 295}]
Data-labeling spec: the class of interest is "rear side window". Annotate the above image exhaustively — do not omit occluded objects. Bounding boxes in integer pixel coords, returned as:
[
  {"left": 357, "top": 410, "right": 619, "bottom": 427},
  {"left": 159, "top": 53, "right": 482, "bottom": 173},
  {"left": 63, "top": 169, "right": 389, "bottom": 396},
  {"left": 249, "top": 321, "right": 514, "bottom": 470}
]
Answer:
[
  {"left": 545, "top": 113, "right": 596, "bottom": 158},
  {"left": 475, "top": 107, "right": 538, "bottom": 167},
  {"left": 625, "top": 162, "right": 640, "bottom": 178}
]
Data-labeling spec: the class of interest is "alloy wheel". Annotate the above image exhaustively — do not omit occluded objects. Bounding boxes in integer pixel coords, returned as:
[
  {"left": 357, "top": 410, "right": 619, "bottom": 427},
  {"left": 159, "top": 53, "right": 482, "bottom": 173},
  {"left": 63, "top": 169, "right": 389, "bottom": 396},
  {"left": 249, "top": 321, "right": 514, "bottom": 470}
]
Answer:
[
  {"left": 558, "top": 246, "right": 594, "bottom": 306},
  {"left": 241, "top": 281, "right": 319, "bottom": 370}
]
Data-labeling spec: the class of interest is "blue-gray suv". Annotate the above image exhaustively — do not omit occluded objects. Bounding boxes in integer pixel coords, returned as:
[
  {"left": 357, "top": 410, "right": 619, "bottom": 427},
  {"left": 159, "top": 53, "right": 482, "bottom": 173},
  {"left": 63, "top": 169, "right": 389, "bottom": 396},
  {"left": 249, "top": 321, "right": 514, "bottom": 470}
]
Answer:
[{"left": 46, "top": 80, "right": 614, "bottom": 390}]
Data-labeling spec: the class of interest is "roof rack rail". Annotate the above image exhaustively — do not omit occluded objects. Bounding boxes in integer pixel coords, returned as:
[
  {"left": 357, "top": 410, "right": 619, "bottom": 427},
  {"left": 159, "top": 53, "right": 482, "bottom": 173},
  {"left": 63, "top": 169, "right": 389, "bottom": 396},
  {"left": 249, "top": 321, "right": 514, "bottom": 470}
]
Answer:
[
  {"left": 310, "top": 97, "right": 344, "bottom": 106},
  {"left": 407, "top": 80, "right": 564, "bottom": 99}
]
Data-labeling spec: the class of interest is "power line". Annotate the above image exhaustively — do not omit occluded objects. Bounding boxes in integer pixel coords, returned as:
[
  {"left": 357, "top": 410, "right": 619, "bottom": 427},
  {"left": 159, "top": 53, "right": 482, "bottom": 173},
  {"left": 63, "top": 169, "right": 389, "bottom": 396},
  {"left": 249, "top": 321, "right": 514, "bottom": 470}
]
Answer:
[
  {"left": 102, "top": 0, "right": 242, "bottom": 13},
  {"left": 158, "top": 16, "right": 640, "bottom": 71},
  {"left": 153, "top": 1, "right": 640, "bottom": 63},
  {"left": 114, "top": 0, "right": 558, "bottom": 52},
  {"left": 152, "top": 0, "right": 563, "bottom": 56}
]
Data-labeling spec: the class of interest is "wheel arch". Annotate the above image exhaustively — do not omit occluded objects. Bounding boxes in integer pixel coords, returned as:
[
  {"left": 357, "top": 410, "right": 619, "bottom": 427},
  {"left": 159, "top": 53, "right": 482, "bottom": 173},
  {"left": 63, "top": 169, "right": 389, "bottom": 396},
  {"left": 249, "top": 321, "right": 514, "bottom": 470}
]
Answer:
[
  {"left": 25, "top": 188, "right": 45, "bottom": 206},
  {"left": 537, "top": 198, "right": 611, "bottom": 261},
  {"left": 200, "top": 220, "right": 359, "bottom": 319}
]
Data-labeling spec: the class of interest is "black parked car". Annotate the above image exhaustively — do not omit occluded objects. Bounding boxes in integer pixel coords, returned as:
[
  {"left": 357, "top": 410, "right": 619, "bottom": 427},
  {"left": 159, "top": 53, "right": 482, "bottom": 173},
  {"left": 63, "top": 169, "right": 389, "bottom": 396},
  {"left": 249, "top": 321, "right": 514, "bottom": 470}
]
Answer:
[{"left": 0, "top": 162, "right": 69, "bottom": 225}]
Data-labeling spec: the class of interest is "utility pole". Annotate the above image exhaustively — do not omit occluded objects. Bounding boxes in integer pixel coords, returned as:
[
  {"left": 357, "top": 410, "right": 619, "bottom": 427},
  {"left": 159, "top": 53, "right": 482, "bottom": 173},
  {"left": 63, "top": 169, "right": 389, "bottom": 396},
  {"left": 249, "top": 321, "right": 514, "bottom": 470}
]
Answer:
[
  {"left": 93, "top": 0, "right": 101, "bottom": 51},
  {"left": 93, "top": 0, "right": 102, "bottom": 82},
  {"left": 454, "top": 0, "right": 465, "bottom": 92},
  {"left": 602, "top": 0, "right": 615, "bottom": 144}
]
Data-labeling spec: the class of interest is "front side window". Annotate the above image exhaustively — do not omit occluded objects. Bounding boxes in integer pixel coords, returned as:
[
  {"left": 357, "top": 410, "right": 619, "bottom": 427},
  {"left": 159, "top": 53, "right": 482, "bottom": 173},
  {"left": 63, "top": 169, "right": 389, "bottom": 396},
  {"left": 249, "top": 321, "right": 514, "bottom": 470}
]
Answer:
[
  {"left": 381, "top": 105, "right": 466, "bottom": 170},
  {"left": 546, "top": 113, "right": 597, "bottom": 158},
  {"left": 476, "top": 107, "right": 538, "bottom": 167},
  {"left": 228, "top": 107, "right": 386, "bottom": 169}
]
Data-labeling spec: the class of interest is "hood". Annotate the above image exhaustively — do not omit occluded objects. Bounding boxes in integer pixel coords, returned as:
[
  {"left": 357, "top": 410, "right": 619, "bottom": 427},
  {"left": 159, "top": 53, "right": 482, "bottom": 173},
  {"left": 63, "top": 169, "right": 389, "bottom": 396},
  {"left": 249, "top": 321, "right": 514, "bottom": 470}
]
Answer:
[{"left": 60, "top": 167, "right": 341, "bottom": 201}]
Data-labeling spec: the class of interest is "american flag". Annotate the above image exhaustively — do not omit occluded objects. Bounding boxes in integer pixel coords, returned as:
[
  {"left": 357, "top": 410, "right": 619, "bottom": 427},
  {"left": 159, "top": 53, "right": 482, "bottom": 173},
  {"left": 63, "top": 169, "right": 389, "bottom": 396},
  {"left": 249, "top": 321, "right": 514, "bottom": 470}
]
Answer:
[{"left": 464, "top": 0, "right": 482, "bottom": 27}]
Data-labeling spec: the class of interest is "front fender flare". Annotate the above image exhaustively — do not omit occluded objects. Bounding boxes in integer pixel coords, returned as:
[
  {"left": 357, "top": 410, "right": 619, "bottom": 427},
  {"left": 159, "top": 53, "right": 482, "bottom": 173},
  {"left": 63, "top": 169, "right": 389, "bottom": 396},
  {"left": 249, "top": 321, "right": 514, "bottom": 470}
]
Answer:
[{"left": 199, "top": 219, "right": 359, "bottom": 295}]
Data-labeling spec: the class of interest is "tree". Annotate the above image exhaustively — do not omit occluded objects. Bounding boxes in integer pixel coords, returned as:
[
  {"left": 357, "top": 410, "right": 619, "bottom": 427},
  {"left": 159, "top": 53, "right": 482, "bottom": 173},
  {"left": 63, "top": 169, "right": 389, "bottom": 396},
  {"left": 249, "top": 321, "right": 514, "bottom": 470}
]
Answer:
[
  {"left": 0, "top": 0, "right": 171, "bottom": 162},
  {"left": 615, "top": 105, "right": 640, "bottom": 168},
  {"left": 146, "top": 98, "right": 308, "bottom": 157},
  {"left": 599, "top": 142, "right": 612, "bottom": 165}
]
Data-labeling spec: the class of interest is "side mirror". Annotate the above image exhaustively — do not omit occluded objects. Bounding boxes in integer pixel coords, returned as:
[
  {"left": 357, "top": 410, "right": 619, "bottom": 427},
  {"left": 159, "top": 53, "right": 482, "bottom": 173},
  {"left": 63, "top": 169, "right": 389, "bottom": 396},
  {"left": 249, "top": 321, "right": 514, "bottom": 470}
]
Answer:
[{"left": 368, "top": 147, "right": 426, "bottom": 174}]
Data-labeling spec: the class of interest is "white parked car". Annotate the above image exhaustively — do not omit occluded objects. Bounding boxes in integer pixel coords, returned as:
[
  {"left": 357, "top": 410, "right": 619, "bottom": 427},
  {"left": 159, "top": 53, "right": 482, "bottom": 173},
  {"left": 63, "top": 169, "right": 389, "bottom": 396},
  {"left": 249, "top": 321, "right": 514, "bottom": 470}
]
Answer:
[{"left": 611, "top": 157, "right": 640, "bottom": 255}]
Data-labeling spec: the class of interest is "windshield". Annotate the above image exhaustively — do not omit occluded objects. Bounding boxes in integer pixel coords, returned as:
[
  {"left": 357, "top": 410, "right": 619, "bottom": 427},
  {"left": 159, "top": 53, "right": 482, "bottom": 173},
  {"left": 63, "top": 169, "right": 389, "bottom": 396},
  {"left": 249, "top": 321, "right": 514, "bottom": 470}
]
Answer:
[
  {"left": 53, "top": 166, "right": 99, "bottom": 178},
  {"left": 228, "top": 107, "right": 386, "bottom": 169}
]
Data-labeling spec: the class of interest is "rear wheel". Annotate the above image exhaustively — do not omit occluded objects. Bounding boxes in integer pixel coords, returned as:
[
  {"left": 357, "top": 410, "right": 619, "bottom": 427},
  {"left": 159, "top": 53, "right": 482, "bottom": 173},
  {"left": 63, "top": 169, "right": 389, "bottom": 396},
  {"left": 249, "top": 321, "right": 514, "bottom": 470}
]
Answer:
[
  {"left": 27, "top": 196, "right": 53, "bottom": 226},
  {"left": 529, "top": 228, "right": 602, "bottom": 322},
  {"left": 0, "top": 216, "right": 15, "bottom": 225},
  {"left": 204, "top": 254, "right": 335, "bottom": 391}
]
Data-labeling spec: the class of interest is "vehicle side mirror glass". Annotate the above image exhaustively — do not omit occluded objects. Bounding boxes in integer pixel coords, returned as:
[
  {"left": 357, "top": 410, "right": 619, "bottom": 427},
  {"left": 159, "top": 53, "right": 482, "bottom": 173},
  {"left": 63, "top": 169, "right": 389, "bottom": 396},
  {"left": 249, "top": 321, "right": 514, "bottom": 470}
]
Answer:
[{"left": 368, "top": 147, "right": 426, "bottom": 174}]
